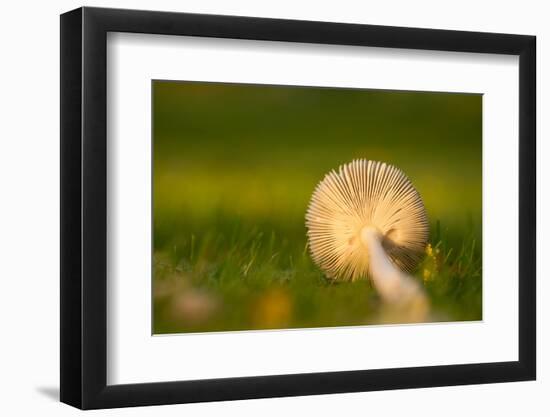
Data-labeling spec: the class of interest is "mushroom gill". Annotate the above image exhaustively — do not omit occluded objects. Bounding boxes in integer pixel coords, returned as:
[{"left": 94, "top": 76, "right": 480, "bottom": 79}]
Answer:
[{"left": 305, "top": 159, "right": 429, "bottom": 305}]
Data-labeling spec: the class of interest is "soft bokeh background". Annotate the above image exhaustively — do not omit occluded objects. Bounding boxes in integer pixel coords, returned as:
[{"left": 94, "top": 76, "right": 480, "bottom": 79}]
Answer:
[{"left": 153, "top": 81, "right": 482, "bottom": 334}]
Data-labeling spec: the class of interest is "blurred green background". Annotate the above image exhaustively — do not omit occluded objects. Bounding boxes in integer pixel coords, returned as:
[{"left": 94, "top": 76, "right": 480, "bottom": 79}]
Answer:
[{"left": 153, "top": 81, "right": 482, "bottom": 334}]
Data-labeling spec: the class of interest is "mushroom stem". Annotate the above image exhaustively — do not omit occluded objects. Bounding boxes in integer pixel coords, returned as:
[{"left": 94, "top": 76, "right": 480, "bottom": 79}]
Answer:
[{"left": 360, "top": 227, "right": 426, "bottom": 305}]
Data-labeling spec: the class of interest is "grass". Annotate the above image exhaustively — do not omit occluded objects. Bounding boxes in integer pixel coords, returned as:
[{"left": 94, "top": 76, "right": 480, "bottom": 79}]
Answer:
[{"left": 153, "top": 219, "right": 482, "bottom": 334}]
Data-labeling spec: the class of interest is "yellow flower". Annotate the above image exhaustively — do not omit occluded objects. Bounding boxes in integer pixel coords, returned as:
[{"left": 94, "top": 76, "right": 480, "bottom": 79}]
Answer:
[
  {"left": 253, "top": 288, "right": 293, "bottom": 329},
  {"left": 426, "top": 244, "right": 433, "bottom": 257},
  {"left": 423, "top": 268, "right": 431, "bottom": 281}
]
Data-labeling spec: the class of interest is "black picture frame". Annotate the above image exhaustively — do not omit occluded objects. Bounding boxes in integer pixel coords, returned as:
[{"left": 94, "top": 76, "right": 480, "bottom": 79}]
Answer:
[{"left": 60, "top": 6, "right": 536, "bottom": 410}]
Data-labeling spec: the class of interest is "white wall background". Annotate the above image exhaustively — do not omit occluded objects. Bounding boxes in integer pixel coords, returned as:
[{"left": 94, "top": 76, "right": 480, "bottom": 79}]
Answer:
[{"left": 0, "top": 0, "right": 546, "bottom": 415}]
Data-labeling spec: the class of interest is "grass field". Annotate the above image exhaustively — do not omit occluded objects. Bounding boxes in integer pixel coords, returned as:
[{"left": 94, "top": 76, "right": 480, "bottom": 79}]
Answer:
[{"left": 152, "top": 81, "right": 482, "bottom": 334}]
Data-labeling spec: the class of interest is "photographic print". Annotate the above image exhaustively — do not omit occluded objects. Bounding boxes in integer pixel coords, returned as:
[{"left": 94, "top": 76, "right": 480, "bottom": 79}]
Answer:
[{"left": 152, "top": 81, "right": 482, "bottom": 334}]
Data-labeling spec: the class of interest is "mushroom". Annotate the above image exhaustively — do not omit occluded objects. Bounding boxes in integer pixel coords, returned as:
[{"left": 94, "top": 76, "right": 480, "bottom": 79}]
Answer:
[{"left": 305, "top": 159, "right": 429, "bottom": 305}]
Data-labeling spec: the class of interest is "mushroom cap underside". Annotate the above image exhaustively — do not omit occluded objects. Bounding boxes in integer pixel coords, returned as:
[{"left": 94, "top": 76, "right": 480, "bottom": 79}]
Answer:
[{"left": 305, "top": 159, "right": 429, "bottom": 281}]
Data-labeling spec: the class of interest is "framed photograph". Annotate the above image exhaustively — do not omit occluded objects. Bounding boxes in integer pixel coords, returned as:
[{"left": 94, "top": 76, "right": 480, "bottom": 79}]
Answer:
[{"left": 60, "top": 6, "right": 536, "bottom": 409}]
